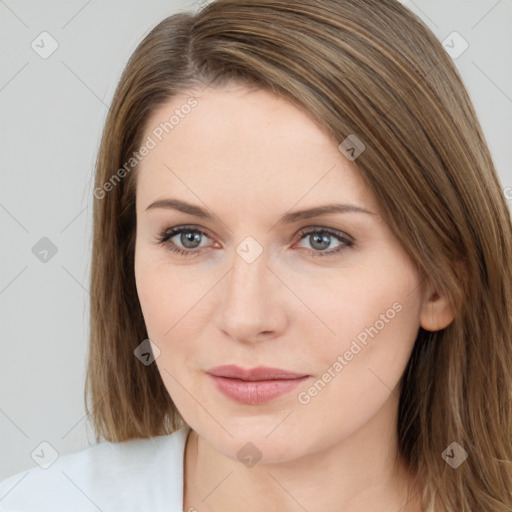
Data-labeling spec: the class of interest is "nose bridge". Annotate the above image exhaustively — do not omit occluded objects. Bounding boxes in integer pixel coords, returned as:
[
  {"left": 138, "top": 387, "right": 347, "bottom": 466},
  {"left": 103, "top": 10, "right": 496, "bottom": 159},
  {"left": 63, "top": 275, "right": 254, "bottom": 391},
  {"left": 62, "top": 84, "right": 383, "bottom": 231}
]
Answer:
[
  {"left": 225, "top": 245, "right": 269, "bottom": 309},
  {"left": 219, "top": 243, "right": 283, "bottom": 340}
]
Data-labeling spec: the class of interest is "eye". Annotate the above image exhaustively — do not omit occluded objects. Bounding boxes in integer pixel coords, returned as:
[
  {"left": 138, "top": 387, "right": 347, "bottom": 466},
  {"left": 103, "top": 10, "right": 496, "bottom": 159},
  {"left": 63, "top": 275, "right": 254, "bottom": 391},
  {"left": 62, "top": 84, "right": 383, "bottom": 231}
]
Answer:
[
  {"left": 294, "top": 227, "right": 354, "bottom": 257},
  {"left": 154, "top": 225, "right": 213, "bottom": 257},
  {"left": 154, "top": 225, "right": 354, "bottom": 258}
]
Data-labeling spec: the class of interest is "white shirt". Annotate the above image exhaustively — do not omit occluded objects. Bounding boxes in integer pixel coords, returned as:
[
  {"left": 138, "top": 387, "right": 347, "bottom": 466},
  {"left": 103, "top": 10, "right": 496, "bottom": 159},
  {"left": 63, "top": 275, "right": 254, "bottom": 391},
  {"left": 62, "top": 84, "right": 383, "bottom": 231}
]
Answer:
[{"left": 0, "top": 426, "right": 191, "bottom": 512}]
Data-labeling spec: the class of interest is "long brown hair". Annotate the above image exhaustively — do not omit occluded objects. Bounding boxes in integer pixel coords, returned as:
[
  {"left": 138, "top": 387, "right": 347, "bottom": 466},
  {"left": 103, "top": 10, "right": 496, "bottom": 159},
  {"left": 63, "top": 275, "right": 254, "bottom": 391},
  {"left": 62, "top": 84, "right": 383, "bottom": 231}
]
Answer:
[{"left": 85, "top": 1, "right": 512, "bottom": 510}]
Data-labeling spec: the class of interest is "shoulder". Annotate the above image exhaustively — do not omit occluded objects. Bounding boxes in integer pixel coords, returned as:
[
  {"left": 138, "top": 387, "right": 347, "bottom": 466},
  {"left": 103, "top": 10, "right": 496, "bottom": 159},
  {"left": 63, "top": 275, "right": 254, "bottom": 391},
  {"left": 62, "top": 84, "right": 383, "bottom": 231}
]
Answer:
[{"left": 0, "top": 426, "right": 190, "bottom": 512}]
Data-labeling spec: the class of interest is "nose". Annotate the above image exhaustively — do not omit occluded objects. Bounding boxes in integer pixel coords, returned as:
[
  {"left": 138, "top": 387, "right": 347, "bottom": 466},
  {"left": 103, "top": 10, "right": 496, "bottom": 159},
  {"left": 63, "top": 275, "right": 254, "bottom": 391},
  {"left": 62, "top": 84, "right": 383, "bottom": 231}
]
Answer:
[{"left": 217, "top": 248, "right": 287, "bottom": 344}]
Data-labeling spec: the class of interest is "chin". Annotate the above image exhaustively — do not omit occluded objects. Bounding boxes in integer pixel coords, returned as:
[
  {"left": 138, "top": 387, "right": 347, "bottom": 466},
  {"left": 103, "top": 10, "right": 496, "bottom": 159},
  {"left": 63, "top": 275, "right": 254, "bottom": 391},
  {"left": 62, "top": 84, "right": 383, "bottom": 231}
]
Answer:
[{"left": 202, "top": 422, "right": 310, "bottom": 466}]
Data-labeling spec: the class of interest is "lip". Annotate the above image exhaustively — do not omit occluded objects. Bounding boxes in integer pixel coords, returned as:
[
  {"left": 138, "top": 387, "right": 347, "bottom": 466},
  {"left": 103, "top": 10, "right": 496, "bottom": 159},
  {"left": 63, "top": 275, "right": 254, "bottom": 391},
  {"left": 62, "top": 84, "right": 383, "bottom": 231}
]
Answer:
[{"left": 205, "top": 365, "right": 311, "bottom": 405}]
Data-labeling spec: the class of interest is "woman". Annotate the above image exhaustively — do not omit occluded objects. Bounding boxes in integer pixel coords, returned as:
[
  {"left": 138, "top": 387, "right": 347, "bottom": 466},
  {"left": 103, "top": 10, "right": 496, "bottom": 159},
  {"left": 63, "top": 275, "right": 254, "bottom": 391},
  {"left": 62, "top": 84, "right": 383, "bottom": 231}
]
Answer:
[{"left": 1, "top": 0, "right": 511, "bottom": 511}]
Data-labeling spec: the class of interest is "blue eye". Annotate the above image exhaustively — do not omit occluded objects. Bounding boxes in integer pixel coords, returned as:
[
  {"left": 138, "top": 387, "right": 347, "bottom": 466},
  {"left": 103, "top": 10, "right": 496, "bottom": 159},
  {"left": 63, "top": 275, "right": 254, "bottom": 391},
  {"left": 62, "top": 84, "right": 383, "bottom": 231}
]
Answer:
[
  {"left": 295, "top": 227, "right": 354, "bottom": 257},
  {"left": 155, "top": 225, "right": 210, "bottom": 257},
  {"left": 155, "top": 225, "right": 354, "bottom": 258}
]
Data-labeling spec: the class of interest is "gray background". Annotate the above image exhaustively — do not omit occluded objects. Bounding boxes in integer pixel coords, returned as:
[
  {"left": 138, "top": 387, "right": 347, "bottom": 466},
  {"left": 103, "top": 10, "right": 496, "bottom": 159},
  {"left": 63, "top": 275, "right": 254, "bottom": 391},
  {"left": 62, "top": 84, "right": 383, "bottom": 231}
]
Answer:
[{"left": 1, "top": 0, "right": 511, "bottom": 480}]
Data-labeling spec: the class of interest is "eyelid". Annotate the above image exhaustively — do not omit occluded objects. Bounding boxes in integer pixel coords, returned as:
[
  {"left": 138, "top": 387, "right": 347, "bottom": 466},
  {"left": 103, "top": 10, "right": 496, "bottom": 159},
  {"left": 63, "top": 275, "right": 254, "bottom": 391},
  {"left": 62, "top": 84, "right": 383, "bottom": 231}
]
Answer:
[{"left": 295, "top": 225, "right": 354, "bottom": 243}]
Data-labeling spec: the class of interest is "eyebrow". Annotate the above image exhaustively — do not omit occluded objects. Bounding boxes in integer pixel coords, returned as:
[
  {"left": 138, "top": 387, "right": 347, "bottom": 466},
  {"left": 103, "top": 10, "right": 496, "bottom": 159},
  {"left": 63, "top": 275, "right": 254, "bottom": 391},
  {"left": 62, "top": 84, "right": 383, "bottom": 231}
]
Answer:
[{"left": 144, "top": 198, "right": 375, "bottom": 223}]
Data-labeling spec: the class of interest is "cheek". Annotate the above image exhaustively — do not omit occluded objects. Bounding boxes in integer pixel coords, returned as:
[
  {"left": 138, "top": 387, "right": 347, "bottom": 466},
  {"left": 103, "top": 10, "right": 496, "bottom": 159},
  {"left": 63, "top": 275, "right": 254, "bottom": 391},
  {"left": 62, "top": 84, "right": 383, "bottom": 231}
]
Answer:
[
  {"left": 134, "top": 255, "right": 161, "bottom": 337},
  {"left": 289, "top": 270, "right": 421, "bottom": 450},
  {"left": 134, "top": 248, "right": 215, "bottom": 395},
  {"left": 134, "top": 254, "right": 197, "bottom": 402},
  {"left": 291, "top": 266, "right": 422, "bottom": 427},
  {"left": 291, "top": 254, "right": 421, "bottom": 353},
  {"left": 297, "top": 256, "right": 422, "bottom": 407},
  {"left": 134, "top": 245, "right": 197, "bottom": 336}
]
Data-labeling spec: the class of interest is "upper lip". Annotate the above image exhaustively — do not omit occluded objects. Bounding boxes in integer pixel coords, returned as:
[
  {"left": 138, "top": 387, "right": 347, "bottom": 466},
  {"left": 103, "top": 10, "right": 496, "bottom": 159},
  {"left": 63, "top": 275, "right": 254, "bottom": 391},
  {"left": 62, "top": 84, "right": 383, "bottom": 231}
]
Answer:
[{"left": 206, "top": 365, "right": 309, "bottom": 381}]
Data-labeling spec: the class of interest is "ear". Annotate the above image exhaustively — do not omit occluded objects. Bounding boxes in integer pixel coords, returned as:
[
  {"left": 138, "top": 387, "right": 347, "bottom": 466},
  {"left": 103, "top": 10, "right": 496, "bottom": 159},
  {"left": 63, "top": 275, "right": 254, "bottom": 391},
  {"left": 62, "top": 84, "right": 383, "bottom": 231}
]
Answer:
[{"left": 419, "top": 282, "right": 455, "bottom": 332}]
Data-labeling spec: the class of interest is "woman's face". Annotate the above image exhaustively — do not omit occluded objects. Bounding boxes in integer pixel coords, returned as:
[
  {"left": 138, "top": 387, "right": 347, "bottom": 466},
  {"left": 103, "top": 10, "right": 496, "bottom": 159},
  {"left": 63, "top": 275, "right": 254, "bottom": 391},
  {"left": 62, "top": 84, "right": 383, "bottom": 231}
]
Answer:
[{"left": 134, "top": 83, "right": 429, "bottom": 464}]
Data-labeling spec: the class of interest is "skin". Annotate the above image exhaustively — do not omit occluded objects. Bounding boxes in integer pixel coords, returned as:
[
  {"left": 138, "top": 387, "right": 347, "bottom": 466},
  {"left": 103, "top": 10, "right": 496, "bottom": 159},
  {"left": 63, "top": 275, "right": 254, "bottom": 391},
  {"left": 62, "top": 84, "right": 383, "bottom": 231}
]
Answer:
[{"left": 134, "top": 83, "right": 454, "bottom": 512}]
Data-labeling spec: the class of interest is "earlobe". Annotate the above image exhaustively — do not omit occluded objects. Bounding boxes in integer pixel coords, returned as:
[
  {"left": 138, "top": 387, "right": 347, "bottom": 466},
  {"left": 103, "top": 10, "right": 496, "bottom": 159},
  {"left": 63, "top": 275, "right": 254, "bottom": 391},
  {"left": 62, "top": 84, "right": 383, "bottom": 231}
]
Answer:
[{"left": 419, "top": 285, "right": 455, "bottom": 332}]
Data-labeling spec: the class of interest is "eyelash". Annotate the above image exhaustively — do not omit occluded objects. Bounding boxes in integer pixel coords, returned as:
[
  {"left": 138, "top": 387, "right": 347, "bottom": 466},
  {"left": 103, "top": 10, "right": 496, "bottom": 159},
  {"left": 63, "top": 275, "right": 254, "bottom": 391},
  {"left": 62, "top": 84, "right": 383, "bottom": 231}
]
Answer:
[{"left": 154, "top": 225, "right": 354, "bottom": 258}]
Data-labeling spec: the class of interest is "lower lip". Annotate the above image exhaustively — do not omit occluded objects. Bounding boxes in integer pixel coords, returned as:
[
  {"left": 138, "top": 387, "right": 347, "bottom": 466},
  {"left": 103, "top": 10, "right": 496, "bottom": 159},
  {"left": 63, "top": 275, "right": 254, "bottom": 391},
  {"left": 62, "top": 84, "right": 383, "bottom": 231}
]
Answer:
[{"left": 207, "top": 374, "right": 310, "bottom": 405}]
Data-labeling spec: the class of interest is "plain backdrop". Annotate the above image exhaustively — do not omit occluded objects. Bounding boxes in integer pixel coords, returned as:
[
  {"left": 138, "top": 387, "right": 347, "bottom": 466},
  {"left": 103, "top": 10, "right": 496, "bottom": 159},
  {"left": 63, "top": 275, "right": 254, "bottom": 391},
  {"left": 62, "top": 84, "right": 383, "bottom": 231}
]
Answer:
[{"left": 1, "top": 0, "right": 511, "bottom": 480}]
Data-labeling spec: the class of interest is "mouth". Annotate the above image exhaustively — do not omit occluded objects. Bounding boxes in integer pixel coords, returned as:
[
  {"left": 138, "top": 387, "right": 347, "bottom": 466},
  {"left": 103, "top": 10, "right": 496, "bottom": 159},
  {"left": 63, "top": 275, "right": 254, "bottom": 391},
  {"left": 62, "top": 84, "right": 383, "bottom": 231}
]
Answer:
[{"left": 205, "top": 365, "right": 311, "bottom": 405}]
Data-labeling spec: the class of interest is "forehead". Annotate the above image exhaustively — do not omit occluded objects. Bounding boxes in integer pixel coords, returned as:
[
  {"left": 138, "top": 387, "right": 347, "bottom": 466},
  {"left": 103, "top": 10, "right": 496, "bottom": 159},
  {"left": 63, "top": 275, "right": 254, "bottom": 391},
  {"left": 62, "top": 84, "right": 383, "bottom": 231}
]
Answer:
[{"left": 135, "top": 84, "right": 376, "bottom": 216}]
